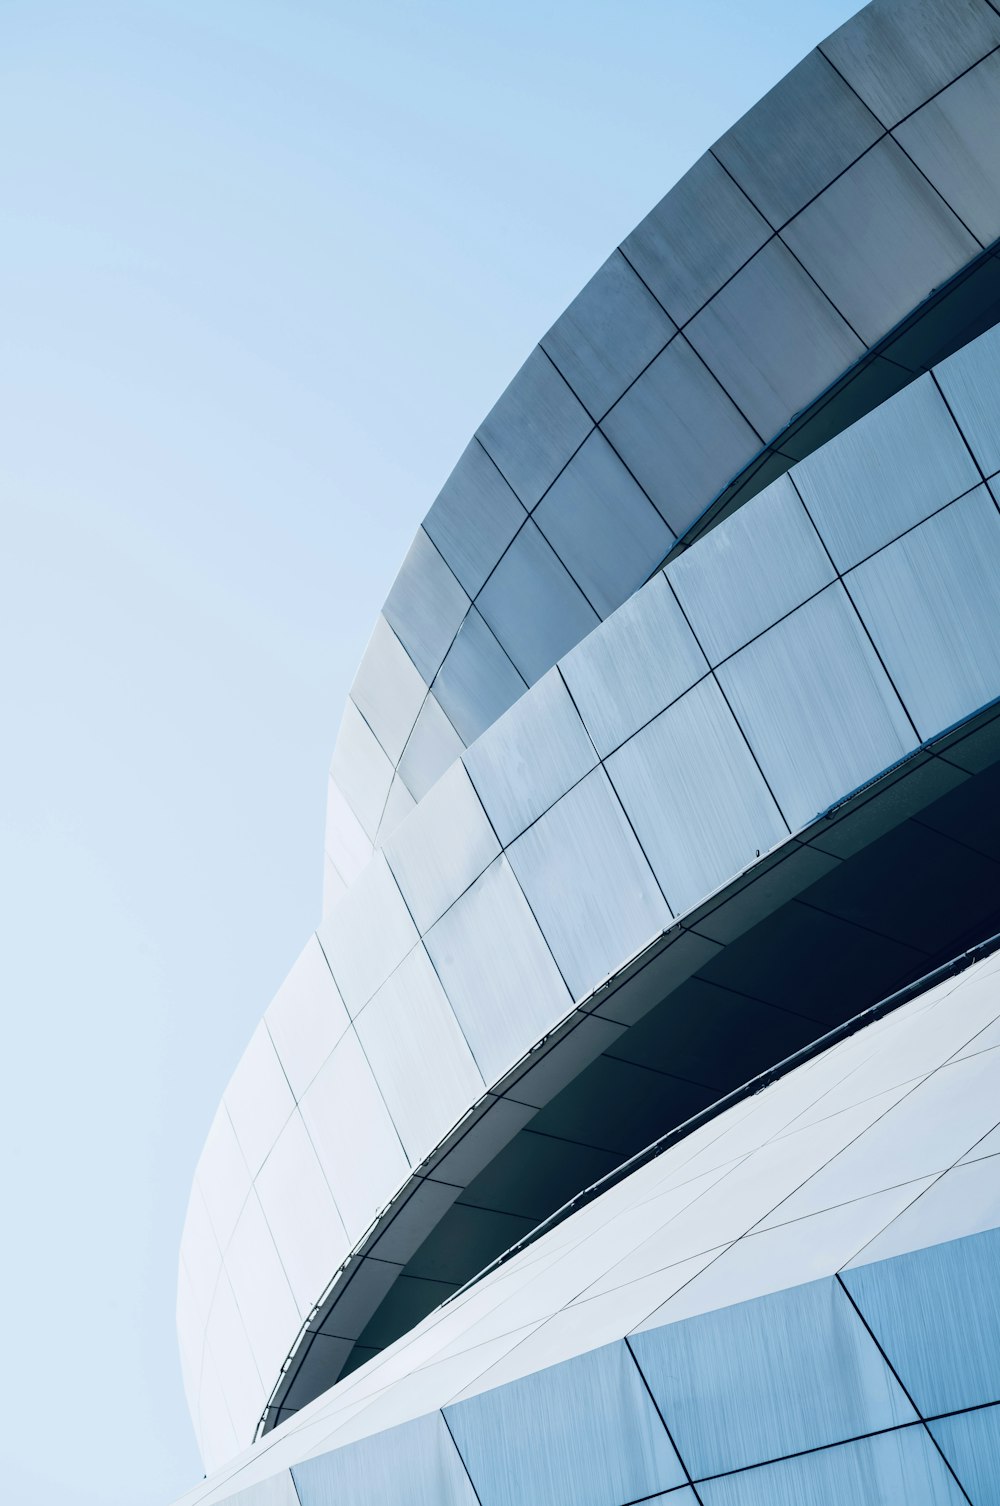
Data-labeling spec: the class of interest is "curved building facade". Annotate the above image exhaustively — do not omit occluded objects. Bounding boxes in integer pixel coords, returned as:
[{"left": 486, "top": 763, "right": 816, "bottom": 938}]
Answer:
[{"left": 175, "top": 0, "right": 1000, "bottom": 1499}]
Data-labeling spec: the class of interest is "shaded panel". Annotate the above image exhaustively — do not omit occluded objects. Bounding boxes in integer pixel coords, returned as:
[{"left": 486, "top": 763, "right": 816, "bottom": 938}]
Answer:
[
  {"left": 383, "top": 528, "right": 470, "bottom": 684},
  {"left": 330, "top": 700, "right": 394, "bottom": 842},
  {"left": 292, "top": 1412, "right": 479, "bottom": 1506},
  {"left": 350, "top": 616, "right": 428, "bottom": 763},
  {"left": 423, "top": 439, "right": 526, "bottom": 598},
  {"left": 477, "top": 347, "right": 593, "bottom": 511},
  {"left": 384, "top": 761, "right": 499, "bottom": 933},
  {"left": 476, "top": 519, "right": 599, "bottom": 685},
  {"left": 930, "top": 1405, "right": 1000, "bottom": 1506},
  {"left": 397, "top": 692, "right": 464, "bottom": 803},
  {"left": 937, "top": 320, "right": 1000, "bottom": 478},
  {"left": 896, "top": 50, "right": 1000, "bottom": 247},
  {"left": 432, "top": 607, "right": 527, "bottom": 746}
]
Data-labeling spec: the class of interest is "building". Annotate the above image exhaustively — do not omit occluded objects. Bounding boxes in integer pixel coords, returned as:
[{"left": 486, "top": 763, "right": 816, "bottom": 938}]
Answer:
[{"left": 173, "top": 1, "right": 1000, "bottom": 1501}]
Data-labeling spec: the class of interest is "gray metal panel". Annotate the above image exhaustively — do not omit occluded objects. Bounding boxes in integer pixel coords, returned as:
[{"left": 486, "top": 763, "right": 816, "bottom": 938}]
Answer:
[
  {"left": 384, "top": 761, "right": 500, "bottom": 933},
  {"left": 601, "top": 335, "right": 761, "bottom": 534},
  {"left": 560, "top": 572, "right": 708, "bottom": 758},
  {"left": 542, "top": 250, "right": 675, "bottom": 420},
  {"left": 533, "top": 431, "right": 674, "bottom": 619},
  {"left": 432, "top": 607, "right": 527, "bottom": 746},
  {"left": 506, "top": 767, "right": 671, "bottom": 1000},
  {"left": 715, "top": 585, "right": 916, "bottom": 830},
  {"left": 476, "top": 519, "right": 599, "bottom": 684},
  {"left": 349, "top": 616, "right": 428, "bottom": 764},
  {"left": 821, "top": 0, "right": 1000, "bottom": 128},
  {"left": 317, "top": 854, "right": 418, "bottom": 1017},
  {"left": 930, "top": 1405, "right": 1000, "bottom": 1506},
  {"left": 383, "top": 528, "right": 470, "bottom": 685},
  {"left": 714, "top": 49, "right": 883, "bottom": 228},
  {"left": 782, "top": 137, "right": 978, "bottom": 346},
  {"left": 606, "top": 675, "right": 788, "bottom": 917},
  {"left": 895, "top": 51, "right": 1000, "bottom": 247},
  {"left": 847, "top": 486, "right": 1000, "bottom": 739},
  {"left": 686, "top": 238, "right": 864, "bottom": 441},
  {"left": 936, "top": 320, "right": 1000, "bottom": 478},
  {"left": 476, "top": 347, "right": 593, "bottom": 511},
  {"left": 331, "top": 700, "right": 394, "bottom": 842},
  {"left": 376, "top": 775, "right": 416, "bottom": 843},
  {"left": 621, "top": 152, "right": 771, "bottom": 325},
  {"left": 793, "top": 373, "right": 979, "bottom": 569},
  {"left": 397, "top": 692, "right": 464, "bottom": 804},
  {"left": 423, "top": 439, "right": 527, "bottom": 598},
  {"left": 292, "top": 1412, "right": 479, "bottom": 1506},
  {"left": 463, "top": 667, "right": 597, "bottom": 847},
  {"left": 424, "top": 857, "right": 572, "bottom": 1084},
  {"left": 667, "top": 475, "right": 834, "bottom": 665}
]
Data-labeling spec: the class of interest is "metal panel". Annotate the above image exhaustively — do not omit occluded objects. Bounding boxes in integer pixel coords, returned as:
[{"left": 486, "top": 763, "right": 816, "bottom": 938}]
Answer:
[
  {"left": 254, "top": 1109, "right": 350, "bottom": 1316},
  {"left": 821, "top": 0, "right": 1000, "bottom": 128},
  {"left": 376, "top": 774, "right": 416, "bottom": 843},
  {"left": 794, "top": 372, "right": 979, "bottom": 570},
  {"left": 397, "top": 692, "right": 464, "bottom": 803},
  {"left": 843, "top": 1225, "right": 1000, "bottom": 1416},
  {"left": 423, "top": 439, "right": 527, "bottom": 598},
  {"left": 716, "top": 585, "right": 916, "bottom": 830},
  {"left": 350, "top": 616, "right": 428, "bottom": 764},
  {"left": 383, "top": 528, "right": 470, "bottom": 684},
  {"left": 355, "top": 945, "right": 486, "bottom": 1166},
  {"left": 197, "top": 1105, "right": 252, "bottom": 1254},
  {"left": 937, "top": 321, "right": 1000, "bottom": 478},
  {"left": 507, "top": 767, "right": 671, "bottom": 1000},
  {"left": 667, "top": 474, "right": 834, "bottom": 665},
  {"left": 560, "top": 572, "right": 708, "bottom": 758},
  {"left": 930, "top": 1406, "right": 1000, "bottom": 1506},
  {"left": 298, "top": 1027, "right": 409, "bottom": 1236},
  {"left": 533, "top": 430, "right": 673, "bottom": 618},
  {"left": 601, "top": 334, "right": 761, "bottom": 534},
  {"left": 476, "top": 519, "right": 599, "bottom": 685},
  {"left": 632, "top": 1277, "right": 915, "bottom": 1478},
  {"left": 330, "top": 700, "right": 394, "bottom": 842},
  {"left": 444, "top": 1339, "right": 686, "bottom": 1506},
  {"left": 848, "top": 486, "right": 1000, "bottom": 738},
  {"left": 464, "top": 668, "right": 597, "bottom": 847},
  {"left": 432, "top": 607, "right": 527, "bottom": 746},
  {"left": 607, "top": 676, "right": 788, "bottom": 917},
  {"left": 782, "top": 137, "right": 978, "bottom": 347},
  {"left": 224, "top": 1192, "right": 301, "bottom": 1389},
  {"left": 292, "top": 1412, "right": 479, "bottom": 1506},
  {"left": 424, "top": 857, "right": 572, "bottom": 1085},
  {"left": 714, "top": 48, "right": 882, "bottom": 228},
  {"left": 621, "top": 152, "right": 771, "bottom": 325},
  {"left": 542, "top": 250, "right": 675, "bottom": 420},
  {"left": 324, "top": 772, "right": 373, "bottom": 887},
  {"left": 843, "top": 1155, "right": 1000, "bottom": 1269},
  {"left": 384, "top": 761, "right": 499, "bottom": 933},
  {"left": 686, "top": 238, "right": 864, "bottom": 441},
  {"left": 224, "top": 1022, "right": 295, "bottom": 1179},
  {"left": 895, "top": 51, "right": 1000, "bottom": 246},
  {"left": 476, "top": 347, "right": 593, "bottom": 511},
  {"left": 264, "top": 937, "right": 350, "bottom": 1101},
  {"left": 317, "top": 854, "right": 418, "bottom": 1017}
]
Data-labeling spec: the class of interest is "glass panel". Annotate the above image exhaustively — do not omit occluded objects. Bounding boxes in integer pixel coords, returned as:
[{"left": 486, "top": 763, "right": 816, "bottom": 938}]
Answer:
[
  {"left": 316, "top": 853, "right": 418, "bottom": 1016},
  {"left": 384, "top": 762, "right": 499, "bottom": 932},
  {"left": 507, "top": 767, "right": 671, "bottom": 1000},
  {"left": 667, "top": 474, "right": 834, "bottom": 665},
  {"left": 424, "top": 857, "right": 572, "bottom": 1084},
  {"left": 601, "top": 334, "right": 760, "bottom": 535},
  {"left": 793, "top": 372, "right": 979, "bottom": 570},
  {"left": 423, "top": 438, "right": 527, "bottom": 598},
  {"left": 324, "top": 771, "right": 373, "bottom": 886},
  {"left": 463, "top": 667, "right": 597, "bottom": 846},
  {"left": 782, "top": 138, "right": 977, "bottom": 347},
  {"left": 632, "top": 1276, "right": 915, "bottom": 1478},
  {"left": 895, "top": 51, "right": 1000, "bottom": 246},
  {"left": 542, "top": 250, "right": 675, "bottom": 420},
  {"left": 716, "top": 585, "right": 916, "bottom": 830},
  {"left": 686, "top": 238, "right": 863, "bottom": 441},
  {"left": 355, "top": 944, "right": 486, "bottom": 1166},
  {"left": 350, "top": 615, "right": 427, "bottom": 763},
  {"left": 254, "top": 1109, "right": 350, "bottom": 1317},
  {"left": 292, "top": 1412, "right": 479, "bottom": 1506},
  {"left": 224, "top": 1022, "right": 296, "bottom": 1178},
  {"left": 444, "top": 1340, "right": 686, "bottom": 1506},
  {"left": 476, "top": 347, "right": 593, "bottom": 511},
  {"left": 197, "top": 1104, "right": 252, "bottom": 1253},
  {"left": 620, "top": 152, "right": 770, "bottom": 326},
  {"left": 433, "top": 606, "right": 527, "bottom": 745},
  {"left": 607, "top": 675, "right": 788, "bottom": 916},
  {"left": 224, "top": 1190, "right": 301, "bottom": 1390},
  {"left": 298, "top": 1026, "right": 410, "bottom": 1237},
  {"left": 822, "top": 0, "right": 1000, "bottom": 128},
  {"left": 937, "top": 321, "right": 1000, "bottom": 478},
  {"left": 848, "top": 486, "right": 1000, "bottom": 738},
  {"left": 696, "top": 1427, "right": 967, "bottom": 1506},
  {"left": 383, "top": 528, "right": 470, "bottom": 684},
  {"left": 331, "top": 700, "right": 394, "bottom": 843},
  {"left": 930, "top": 1405, "right": 1000, "bottom": 1506},
  {"left": 533, "top": 430, "right": 673, "bottom": 618},
  {"left": 560, "top": 572, "right": 708, "bottom": 758},
  {"left": 843, "top": 1225, "right": 1000, "bottom": 1415},
  {"left": 264, "top": 937, "right": 350, "bottom": 1101},
  {"left": 714, "top": 49, "right": 881, "bottom": 228},
  {"left": 397, "top": 692, "right": 464, "bottom": 802},
  {"left": 476, "top": 519, "right": 599, "bottom": 685}
]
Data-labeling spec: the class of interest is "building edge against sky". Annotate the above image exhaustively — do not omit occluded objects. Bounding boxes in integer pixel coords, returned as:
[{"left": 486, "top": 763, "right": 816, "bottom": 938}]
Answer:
[{"left": 174, "top": 0, "right": 1000, "bottom": 1499}]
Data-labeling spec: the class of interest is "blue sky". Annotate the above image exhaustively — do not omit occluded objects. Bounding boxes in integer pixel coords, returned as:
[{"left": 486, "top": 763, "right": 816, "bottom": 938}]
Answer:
[{"left": 1, "top": 2, "right": 858, "bottom": 1500}]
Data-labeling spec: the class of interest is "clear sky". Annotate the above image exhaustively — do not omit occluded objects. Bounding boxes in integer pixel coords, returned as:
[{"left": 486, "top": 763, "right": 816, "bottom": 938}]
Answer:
[{"left": 1, "top": 2, "right": 860, "bottom": 1501}]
